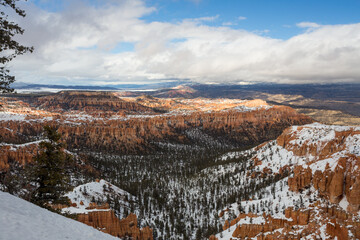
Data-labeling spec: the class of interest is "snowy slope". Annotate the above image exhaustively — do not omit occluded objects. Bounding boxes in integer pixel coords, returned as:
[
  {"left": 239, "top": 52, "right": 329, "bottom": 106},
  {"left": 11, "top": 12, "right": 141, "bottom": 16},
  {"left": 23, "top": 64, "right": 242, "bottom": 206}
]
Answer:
[
  {"left": 62, "top": 179, "right": 134, "bottom": 214},
  {"left": 212, "top": 123, "right": 360, "bottom": 239},
  {"left": 241, "top": 122, "right": 360, "bottom": 174},
  {"left": 0, "top": 191, "right": 118, "bottom": 240}
]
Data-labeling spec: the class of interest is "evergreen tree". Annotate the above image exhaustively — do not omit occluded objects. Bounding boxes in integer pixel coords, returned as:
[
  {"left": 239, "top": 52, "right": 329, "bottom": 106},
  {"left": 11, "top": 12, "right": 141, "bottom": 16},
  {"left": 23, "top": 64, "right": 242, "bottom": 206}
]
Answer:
[
  {"left": 31, "top": 125, "right": 72, "bottom": 207},
  {"left": 1, "top": 0, "right": 34, "bottom": 92}
]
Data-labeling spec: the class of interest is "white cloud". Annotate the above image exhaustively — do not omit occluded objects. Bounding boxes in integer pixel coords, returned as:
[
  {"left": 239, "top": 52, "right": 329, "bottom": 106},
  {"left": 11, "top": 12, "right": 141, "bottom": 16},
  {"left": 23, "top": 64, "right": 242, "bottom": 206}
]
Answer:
[
  {"left": 191, "top": 15, "right": 219, "bottom": 22},
  {"left": 238, "top": 16, "right": 247, "bottom": 20},
  {"left": 296, "top": 22, "right": 321, "bottom": 28},
  {"left": 222, "top": 21, "right": 236, "bottom": 26},
  {"left": 10, "top": 0, "right": 360, "bottom": 85}
]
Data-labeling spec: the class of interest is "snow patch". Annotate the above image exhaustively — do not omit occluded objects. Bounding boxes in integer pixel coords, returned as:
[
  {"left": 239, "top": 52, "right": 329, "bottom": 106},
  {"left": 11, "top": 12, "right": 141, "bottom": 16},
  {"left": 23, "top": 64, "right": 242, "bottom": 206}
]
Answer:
[{"left": 62, "top": 180, "right": 133, "bottom": 214}]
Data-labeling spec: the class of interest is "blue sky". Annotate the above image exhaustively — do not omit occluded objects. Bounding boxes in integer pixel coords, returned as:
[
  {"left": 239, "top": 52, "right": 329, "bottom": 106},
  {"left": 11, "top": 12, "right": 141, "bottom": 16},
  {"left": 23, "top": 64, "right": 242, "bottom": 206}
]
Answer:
[
  {"left": 146, "top": 0, "right": 360, "bottom": 39},
  {"left": 32, "top": 0, "right": 360, "bottom": 39},
  {"left": 10, "top": 0, "right": 360, "bottom": 85}
]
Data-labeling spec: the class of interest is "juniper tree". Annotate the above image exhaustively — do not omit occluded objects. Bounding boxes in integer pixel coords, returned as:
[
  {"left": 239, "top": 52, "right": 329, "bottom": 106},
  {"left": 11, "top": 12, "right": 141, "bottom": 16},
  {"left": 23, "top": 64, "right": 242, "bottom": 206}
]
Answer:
[
  {"left": 31, "top": 126, "right": 72, "bottom": 207},
  {"left": 1, "top": 0, "right": 33, "bottom": 92}
]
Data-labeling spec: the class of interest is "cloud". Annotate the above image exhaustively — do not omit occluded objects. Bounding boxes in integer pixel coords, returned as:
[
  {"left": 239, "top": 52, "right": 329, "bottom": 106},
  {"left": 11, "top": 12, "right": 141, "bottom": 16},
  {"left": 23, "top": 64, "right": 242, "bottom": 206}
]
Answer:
[
  {"left": 238, "top": 16, "right": 247, "bottom": 20},
  {"left": 222, "top": 22, "right": 236, "bottom": 26},
  {"left": 191, "top": 15, "right": 219, "bottom": 22},
  {"left": 296, "top": 22, "right": 321, "bottom": 28},
  {"left": 10, "top": 0, "right": 360, "bottom": 85}
]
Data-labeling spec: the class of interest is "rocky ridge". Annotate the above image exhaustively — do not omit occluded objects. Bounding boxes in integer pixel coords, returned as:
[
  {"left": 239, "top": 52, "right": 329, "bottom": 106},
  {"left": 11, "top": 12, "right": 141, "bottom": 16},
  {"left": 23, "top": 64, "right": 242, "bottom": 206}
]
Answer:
[
  {"left": 212, "top": 123, "right": 360, "bottom": 239},
  {"left": 61, "top": 179, "right": 153, "bottom": 240},
  {"left": 0, "top": 92, "right": 312, "bottom": 157}
]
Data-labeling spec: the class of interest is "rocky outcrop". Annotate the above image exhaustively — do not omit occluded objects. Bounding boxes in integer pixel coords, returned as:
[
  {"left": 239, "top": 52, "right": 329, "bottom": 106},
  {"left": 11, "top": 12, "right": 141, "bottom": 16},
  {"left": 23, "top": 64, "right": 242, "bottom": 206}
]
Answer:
[
  {"left": 0, "top": 143, "right": 39, "bottom": 171},
  {"left": 222, "top": 220, "right": 230, "bottom": 230},
  {"left": 288, "top": 157, "right": 360, "bottom": 213},
  {"left": 77, "top": 211, "right": 153, "bottom": 240},
  {"left": 214, "top": 124, "right": 360, "bottom": 240},
  {"left": 279, "top": 125, "right": 360, "bottom": 213},
  {"left": 288, "top": 166, "right": 312, "bottom": 192},
  {"left": 221, "top": 205, "right": 360, "bottom": 240},
  {"left": 326, "top": 219, "right": 349, "bottom": 240},
  {"left": 208, "top": 235, "right": 218, "bottom": 240},
  {"left": 229, "top": 210, "right": 310, "bottom": 239},
  {"left": 347, "top": 177, "right": 360, "bottom": 212},
  {"left": 284, "top": 207, "right": 310, "bottom": 225},
  {"left": 232, "top": 224, "right": 264, "bottom": 239}
]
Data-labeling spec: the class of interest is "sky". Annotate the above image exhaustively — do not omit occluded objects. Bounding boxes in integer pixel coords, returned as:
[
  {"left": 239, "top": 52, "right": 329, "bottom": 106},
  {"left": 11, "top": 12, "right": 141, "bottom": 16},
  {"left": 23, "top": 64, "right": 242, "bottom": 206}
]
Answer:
[{"left": 6, "top": 0, "right": 360, "bottom": 85}]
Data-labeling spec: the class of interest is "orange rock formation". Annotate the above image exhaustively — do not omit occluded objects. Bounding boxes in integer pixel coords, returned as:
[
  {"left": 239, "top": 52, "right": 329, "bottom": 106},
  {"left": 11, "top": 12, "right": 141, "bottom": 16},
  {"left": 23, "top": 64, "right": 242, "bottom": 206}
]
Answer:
[
  {"left": 0, "top": 92, "right": 312, "bottom": 157},
  {"left": 77, "top": 211, "right": 153, "bottom": 240}
]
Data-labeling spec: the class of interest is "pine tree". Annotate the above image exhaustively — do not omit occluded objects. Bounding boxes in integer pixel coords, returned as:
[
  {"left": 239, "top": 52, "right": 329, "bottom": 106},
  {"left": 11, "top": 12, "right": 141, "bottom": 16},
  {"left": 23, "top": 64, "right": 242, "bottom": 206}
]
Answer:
[
  {"left": 31, "top": 126, "right": 73, "bottom": 207},
  {"left": 1, "top": 0, "right": 34, "bottom": 92}
]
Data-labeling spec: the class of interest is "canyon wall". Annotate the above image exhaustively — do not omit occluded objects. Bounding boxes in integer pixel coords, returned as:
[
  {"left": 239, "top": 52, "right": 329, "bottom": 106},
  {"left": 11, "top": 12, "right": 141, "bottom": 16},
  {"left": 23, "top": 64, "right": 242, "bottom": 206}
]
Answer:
[
  {"left": 77, "top": 211, "right": 153, "bottom": 240},
  {"left": 0, "top": 92, "right": 312, "bottom": 157}
]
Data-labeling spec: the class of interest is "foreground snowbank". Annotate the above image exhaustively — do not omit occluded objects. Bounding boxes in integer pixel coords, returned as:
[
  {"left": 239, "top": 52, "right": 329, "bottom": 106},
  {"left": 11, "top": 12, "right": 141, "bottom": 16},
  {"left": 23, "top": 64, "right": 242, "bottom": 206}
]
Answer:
[{"left": 0, "top": 191, "right": 117, "bottom": 240}]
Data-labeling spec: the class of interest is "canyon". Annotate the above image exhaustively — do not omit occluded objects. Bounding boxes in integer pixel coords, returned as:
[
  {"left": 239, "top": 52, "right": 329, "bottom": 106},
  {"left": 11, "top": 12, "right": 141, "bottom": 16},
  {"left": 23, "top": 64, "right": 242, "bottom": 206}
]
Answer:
[
  {"left": 0, "top": 91, "right": 312, "bottom": 166},
  {"left": 1, "top": 91, "right": 359, "bottom": 239}
]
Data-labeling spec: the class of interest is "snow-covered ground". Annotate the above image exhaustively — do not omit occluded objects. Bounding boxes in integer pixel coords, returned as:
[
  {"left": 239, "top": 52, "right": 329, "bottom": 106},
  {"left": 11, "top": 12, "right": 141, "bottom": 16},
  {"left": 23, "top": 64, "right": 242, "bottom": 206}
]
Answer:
[
  {"left": 0, "top": 140, "right": 43, "bottom": 150},
  {"left": 0, "top": 191, "right": 118, "bottom": 240},
  {"left": 0, "top": 112, "right": 27, "bottom": 121},
  {"left": 247, "top": 123, "right": 360, "bottom": 174},
  {"left": 62, "top": 179, "right": 134, "bottom": 214}
]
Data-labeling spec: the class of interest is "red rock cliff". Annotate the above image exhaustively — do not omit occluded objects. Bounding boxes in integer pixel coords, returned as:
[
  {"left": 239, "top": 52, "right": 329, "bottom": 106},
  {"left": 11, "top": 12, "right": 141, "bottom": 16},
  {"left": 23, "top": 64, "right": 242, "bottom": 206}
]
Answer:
[
  {"left": 0, "top": 103, "right": 312, "bottom": 154},
  {"left": 77, "top": 211, "right": 153, "bottom": 240}
]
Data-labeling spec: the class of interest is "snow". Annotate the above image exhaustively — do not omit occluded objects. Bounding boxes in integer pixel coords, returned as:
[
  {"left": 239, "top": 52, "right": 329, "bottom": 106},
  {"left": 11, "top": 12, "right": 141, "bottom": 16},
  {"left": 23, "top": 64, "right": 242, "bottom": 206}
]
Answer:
[
  {"left": 216, "top": 223, "right": 238, "bottom": 240},
  {"left": 0, "top": 191, "right": 118, "bottom": 240},
  {"left": 0, "top": 112, "right": 26, "bottom": 121},
  {"left": 232, "top": 105, "right": 272, "bottom": 112},
  {"left": 0, "top": 140, "right": 43, "bottom": 150},
  {"left": 309, "top": 157, "right": 339, "bottom": 173},
  {"left": 339, "top": 196, "right": 349, "bottom": 211},
  {"left": 62, "top": 180, "right": 133, "bottom": 214},
  {"left": 250, "top": 140, "right": 302, "bottom": 173},
  {"left": 319, "top": 224, "right": 330, "bottom": 239},
  {"left": 215, "top": 177, "right": 321, "bottom": 239},
  {"left": 237, "top": 216, "right": 266, "bottom": 225},
  {"left": 290, "top": 123, "right": 360, "bottom": 146},
  {"left": 252, "top": 123, "right": 360, "bottom": 175}
]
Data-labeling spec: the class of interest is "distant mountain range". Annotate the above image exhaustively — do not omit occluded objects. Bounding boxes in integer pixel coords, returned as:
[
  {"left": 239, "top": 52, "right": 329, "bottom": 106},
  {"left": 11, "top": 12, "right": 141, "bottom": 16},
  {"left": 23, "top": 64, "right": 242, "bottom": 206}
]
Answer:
[
  {"left": 10, "top": 81, "right": 192, "bottom": 92},
  {"left": 8, "top": 81, "right": 360, "bottom": 118}
]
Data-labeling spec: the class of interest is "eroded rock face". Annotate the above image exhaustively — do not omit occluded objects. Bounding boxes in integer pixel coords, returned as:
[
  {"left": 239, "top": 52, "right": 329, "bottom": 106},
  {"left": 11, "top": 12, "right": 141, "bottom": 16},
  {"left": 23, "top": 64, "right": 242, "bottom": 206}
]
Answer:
[
  {"left": 208, "top": 235, "right": 218, "bottom": 240},
  {"left": 0, "top": 93, "right": 312, "bottom": 156},
  {"left": 223, "top": 220, "right": 230, "bottom": 231},
  {"left": 326, "top": 219, "right": 349, "bottom": 240},
  {"left": 288, "top": 166, "right": 312, "bottom": 192},
  {"left": 214, "top": 124, "right": 360, "bottom": 240},
  {"left": 0, "top": 142, "right": 39, "bottom": 171},
  {"left": 77, "top": 211, "right": 153, "bottom": 240},
  {"left": 228, "top": 210, "right": 310, "bottom": 239},
  {"left": 219, "top": 205, "right": 360, "bottom": 240},
  {"left": 277, "top": 124, "right": 360, "bottom": 213},
  {"left": 347, "top": 178, "right": 360, "bottom": 212},
  {"left": 288, "top": 156, "right": 360, "bottom": 213}
]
